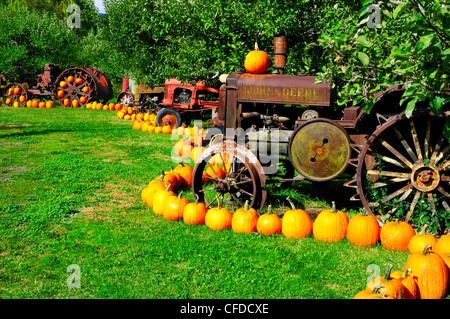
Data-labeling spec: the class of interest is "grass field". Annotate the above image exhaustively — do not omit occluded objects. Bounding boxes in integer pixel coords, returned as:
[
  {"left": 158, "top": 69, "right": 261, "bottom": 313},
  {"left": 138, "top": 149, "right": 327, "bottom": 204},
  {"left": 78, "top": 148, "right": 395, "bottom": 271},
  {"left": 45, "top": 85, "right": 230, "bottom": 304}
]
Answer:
[{"left": 0, "top": 104, "right": 414, "bottom": 299}]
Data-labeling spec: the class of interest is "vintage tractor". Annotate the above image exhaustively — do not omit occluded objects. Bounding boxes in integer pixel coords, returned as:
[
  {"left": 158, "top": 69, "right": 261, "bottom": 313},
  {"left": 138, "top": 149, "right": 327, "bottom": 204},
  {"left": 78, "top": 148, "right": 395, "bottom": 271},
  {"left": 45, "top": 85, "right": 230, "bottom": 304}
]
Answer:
[
  {"left": 118, "top": 78, "right": 220, "bottom": 129},
  {"left": 2, "top": 63, "right": 113, "bottom": 107},
  {"left": 191, "top": 37, "right": 450, "bottom": 224}
]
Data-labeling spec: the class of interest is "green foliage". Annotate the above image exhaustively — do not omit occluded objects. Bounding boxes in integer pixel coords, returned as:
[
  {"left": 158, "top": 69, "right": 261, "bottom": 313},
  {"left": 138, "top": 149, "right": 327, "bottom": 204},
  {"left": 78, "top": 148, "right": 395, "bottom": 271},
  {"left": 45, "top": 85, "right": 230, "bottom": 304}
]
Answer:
[
  {"left": 316, "top": 0, "right": 450, "bottom": 116},
  {"left": 0, "top": 1, "right": 100, "bottom": 83}
]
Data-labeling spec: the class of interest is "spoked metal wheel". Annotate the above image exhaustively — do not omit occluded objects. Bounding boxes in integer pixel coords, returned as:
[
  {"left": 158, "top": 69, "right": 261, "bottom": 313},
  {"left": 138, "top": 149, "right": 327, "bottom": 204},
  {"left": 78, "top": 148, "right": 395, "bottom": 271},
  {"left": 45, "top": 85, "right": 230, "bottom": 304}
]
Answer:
[
  {"left": 117, "top": 91, "right": 135, "bottom": 107},
  {"left": 356, "top": 111, "right": 450, "bottom": 223},
  {"left": 54, "top": 68, "right": 96, "bottom": 107},
  {"left": 192, "top": 141, "right": 267, "bottom": 213},
  {"left": 2, "top": 83, "right": 29, "bottom": 107}
]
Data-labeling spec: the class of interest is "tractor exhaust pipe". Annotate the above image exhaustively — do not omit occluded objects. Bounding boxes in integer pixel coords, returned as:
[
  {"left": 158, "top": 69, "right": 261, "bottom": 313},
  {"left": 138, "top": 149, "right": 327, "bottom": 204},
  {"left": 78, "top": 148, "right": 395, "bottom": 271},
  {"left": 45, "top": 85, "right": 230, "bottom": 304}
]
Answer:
[{"left": 273, "top": 37, "right": 287, "bottom": 74}]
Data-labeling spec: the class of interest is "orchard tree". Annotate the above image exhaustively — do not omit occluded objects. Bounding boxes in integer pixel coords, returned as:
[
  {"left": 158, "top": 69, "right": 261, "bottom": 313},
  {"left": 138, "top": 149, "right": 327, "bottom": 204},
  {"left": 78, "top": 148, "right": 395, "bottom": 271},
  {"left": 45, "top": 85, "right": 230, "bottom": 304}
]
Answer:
[{"left": 315, "top": 0, "right": 450, "bottom": 121}]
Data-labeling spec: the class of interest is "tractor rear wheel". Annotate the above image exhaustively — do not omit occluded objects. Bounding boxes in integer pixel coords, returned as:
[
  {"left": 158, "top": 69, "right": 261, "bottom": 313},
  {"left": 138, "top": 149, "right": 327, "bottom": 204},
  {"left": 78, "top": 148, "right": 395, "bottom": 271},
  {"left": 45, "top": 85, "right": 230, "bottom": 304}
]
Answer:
[{"left": 355, "top": 110, "right": 450, "bottom": 224}]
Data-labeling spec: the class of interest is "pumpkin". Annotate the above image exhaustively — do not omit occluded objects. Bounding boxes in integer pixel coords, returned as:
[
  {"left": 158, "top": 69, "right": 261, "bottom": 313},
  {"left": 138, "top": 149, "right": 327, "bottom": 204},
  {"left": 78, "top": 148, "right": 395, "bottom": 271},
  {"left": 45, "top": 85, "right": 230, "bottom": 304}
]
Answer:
[
  {"left": 391, "top": 269, "right": 418, "bottom": 299},
  {"left": 67, "top": 75, "right": 75, "bottom": 83},
  {"left": 45, "top": 101, "right": 54, "bottom": 108},
  {"left": 60, "top": 81, "right": 68, "bottom": 88},
  {"left": 312, "top": 201, "right": 348, "bottom": 242},
  {"left": 147, "top": 123, "right": 156, "bottom": 133},
  {"left": 173, "top": 163, "right": 193, "bottom": 187},
  {"left": 408, "top": 224, "right": 437, "bottom": 254},
  {"left": 232, "top": 200, "right": 258, "bottom": 234},
  {"left": 181, "top": 144, "right": 193, "bottom": 159},
  {"left": 244, "top": 42, "right": 271, "bottom": 74},
  {"left": 132, "top": 120, "right": 143, "bottom": 130},
  {"left": 205, "top": 200, "right": 233, "bottom": 231},
  {"left": 154, "top": 126, "right": 162, "bottom": 134},
  {"left": 205, "top": 164, "right": 226, "bottom": 179},
  {"left": 162, "top": 125, "right": 172, "bottom": 134},
  {"left": 191, "top": 146, "right": 205, "bottom": 163},
  {"left": 380, "top": 219, "right": 415, "bottom": 252},
  {"left": 183, "top": 195, "right": 207, "bottom": 225},
  {"left": 281, "top": 197, "right": 312, "bottom": 239},
  {"left": 152, "top": 184, "right": 175, "bottom": 216},
  {"left": 141, "top": 121, "right": 150, "bottom": 132},
  {"left": 176, "top": 125, "right": 185, "bottom": 135},
  {"left": 346, "top": 210, "right": 380, "bottom": 247},
  {"left": 353, "top": 285, "right": 395, "bottom": 299},
  {"left": 404, "top": 245, "right": 449, "bottom": 299},
  {"left": 163, "top": 191, "right": 190, "bottom": 221},
  {"left": 145, "top": 179, "right": 166, "bottom": 208},
  {"left": 256, "top": 205, "right": 282, "bottom": 236},
  {"left": 141, "top": 187, "right": 150, "bottom": 204},
  {"left": 366, "top": 264, "right": 405, "bottom": 299},
  {"left": 161, "top": 169, "right": 181, "bottom": 191},
  {"left": 434, "top": 234, "right": 450, "bottom": 256}
]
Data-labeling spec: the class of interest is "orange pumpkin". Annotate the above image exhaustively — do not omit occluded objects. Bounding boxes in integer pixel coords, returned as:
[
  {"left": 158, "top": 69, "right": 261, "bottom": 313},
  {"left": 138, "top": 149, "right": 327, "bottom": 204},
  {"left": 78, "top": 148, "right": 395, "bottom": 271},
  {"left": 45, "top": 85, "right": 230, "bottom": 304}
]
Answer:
[
  {"left": 183, "top": 195, "right": 207, "bottom": 225},
  {"left": 162, "top": 125, "right": 172, "bottom": 134},
  {"left": 404, "top": 245, "right": 449, "bottom": 299},
  {"left": 191, "top": 146, "right": 205, "bottom": 163},
  {"left": 163, "top": 191, "right": 190, "bottom": 221},
  {"left": 244, "top": 42, "right": 271, "bottom": 74},
  {"left": 281, "top": 197, "right": 312, "bottom": 239},
  {"left": 257, "top": 205, "right": 282, "bottom": 236},
  {"left": 313, "top": 202, "right": 348, "bottom": 242},
  {"left": 408, "top": 224, "right": 437, "bottom": 254},
  {"left": 152, "top": 184, "right": 175, "bottom": 216},
  {"left": 346, "top": 210, "right": 380, "bottom": 247},
  {"left": 434, "top": 234, "right": 450, "bottom": 256},
  {"left": 154, "top": 126, "right": 162, "bottom": 134},
  {"left": 366, "top": 264, "right": 405, "bottom": 299},
  {"left": 380, "top": 219, "right": 415, "bottom": 252},
  {"left": 173, "top": 163, "right": 193, "bottom": 187},
  {"left": 232, "top": 200, "right": 258, "bottom": 234},
  {"left": 391, "top": 269, "right": 418, "bottom": 299},
  {"left": 145, "top": 180, "right": 166, "bottom": 208},
  {"left": 205, "top": 164, "right": 226, "bottom": 179},
  {"left": 353, "top": 286, "right": 395, "bottom": 299},
  {"left": 205, "top": 201, "right": 233, "bottom": 231}
]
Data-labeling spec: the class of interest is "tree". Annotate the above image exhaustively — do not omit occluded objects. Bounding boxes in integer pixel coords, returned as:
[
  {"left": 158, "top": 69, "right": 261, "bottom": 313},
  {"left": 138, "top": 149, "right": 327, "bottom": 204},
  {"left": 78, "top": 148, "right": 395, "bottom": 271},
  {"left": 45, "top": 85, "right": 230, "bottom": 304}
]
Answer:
[{"left": 315, "top": 0, "right": 450, "bottom": 120}]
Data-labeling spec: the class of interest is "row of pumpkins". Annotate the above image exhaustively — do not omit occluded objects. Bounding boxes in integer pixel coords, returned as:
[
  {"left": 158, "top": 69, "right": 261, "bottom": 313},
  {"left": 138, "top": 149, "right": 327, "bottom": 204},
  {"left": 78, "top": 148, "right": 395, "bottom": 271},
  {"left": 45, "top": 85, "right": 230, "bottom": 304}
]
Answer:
[
  {"left": 86, "top": 101, "right": 124, "bottom": 111},
  {"left": 140, "top": 163, "right": 450, "bottom": 299},
  {"left": 1, "top": 98, "right": 55, "bottom": 108}
]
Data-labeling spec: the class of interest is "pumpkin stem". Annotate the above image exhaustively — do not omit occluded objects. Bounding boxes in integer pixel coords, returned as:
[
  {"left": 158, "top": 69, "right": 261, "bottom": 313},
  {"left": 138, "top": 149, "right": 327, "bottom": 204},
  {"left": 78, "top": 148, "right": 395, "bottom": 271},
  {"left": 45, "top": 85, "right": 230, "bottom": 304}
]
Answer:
[
  {"left": 165, "top": 183, "right": 172, "bottom": 191},
  {"left": 244, "top": 200, "right": 249, "bottom": 211},
  {"left": 384, "top": 264, "right": 394, "bottom": 281},
  {"left": 422, "top": 244, "right": 432, "bottom": 255},
  {"left": 254, "top": 42, "right": 259, "bottom": 51},
  {"left": 372, "top": 284, "right": 385, "bottom": 294},
  {"left": 286, "top": 197, "right": 296, "bottom": 210},
  {"left": 194, "top": 194, "right": 199, "bottom": 204},
  {"left": 159, "top": 169, "right": 165, "bottom": 182},
  {"left": 331, "top": 201, "right": 336, "bottom": 213},
  {"left": 267, "top": 204, "right": 272, "bottom": 215},
  {"left": 178, "top": 191, "right": 183, "bottom": 198}
]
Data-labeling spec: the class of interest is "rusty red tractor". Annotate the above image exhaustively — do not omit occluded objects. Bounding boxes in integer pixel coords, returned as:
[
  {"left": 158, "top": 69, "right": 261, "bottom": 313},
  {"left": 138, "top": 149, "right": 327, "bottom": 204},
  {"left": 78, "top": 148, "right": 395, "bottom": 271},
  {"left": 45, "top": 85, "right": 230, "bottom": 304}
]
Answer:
[
  {"left": 118, "top": 78, "right": 219, "bottom": 129},
  {"left": 191, "top": 37, "right": 450, "bottom": 224},
  {"left": 2, "top": 63, "right": 113, "bottom": 107}
]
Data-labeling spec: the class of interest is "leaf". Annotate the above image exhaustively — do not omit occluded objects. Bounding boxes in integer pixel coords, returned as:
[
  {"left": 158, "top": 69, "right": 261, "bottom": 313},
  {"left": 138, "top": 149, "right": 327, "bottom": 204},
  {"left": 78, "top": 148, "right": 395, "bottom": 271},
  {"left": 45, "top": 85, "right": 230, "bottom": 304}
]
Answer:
[
  {"left": 416, "top": 33, "right": 434, "bottom": 51},
  {"left": 393, "top": 4, "right": 411, "bottom": 19},
  {"left": 405, "top": 97, "right": 418, "bottom": 118},
  {"left": 357, "top": 51, "right": 370, "bottom": 66},
  {"left": 355, "top": 35, "right": 373, "bottom": 48}
]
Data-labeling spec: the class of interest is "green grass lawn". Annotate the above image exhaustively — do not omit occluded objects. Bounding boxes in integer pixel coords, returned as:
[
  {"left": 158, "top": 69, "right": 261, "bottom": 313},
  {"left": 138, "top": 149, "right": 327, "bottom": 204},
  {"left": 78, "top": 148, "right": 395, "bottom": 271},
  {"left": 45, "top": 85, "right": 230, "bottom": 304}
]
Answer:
[{"left": 0, "top": 104, "right": 413, "bottom": 299}]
